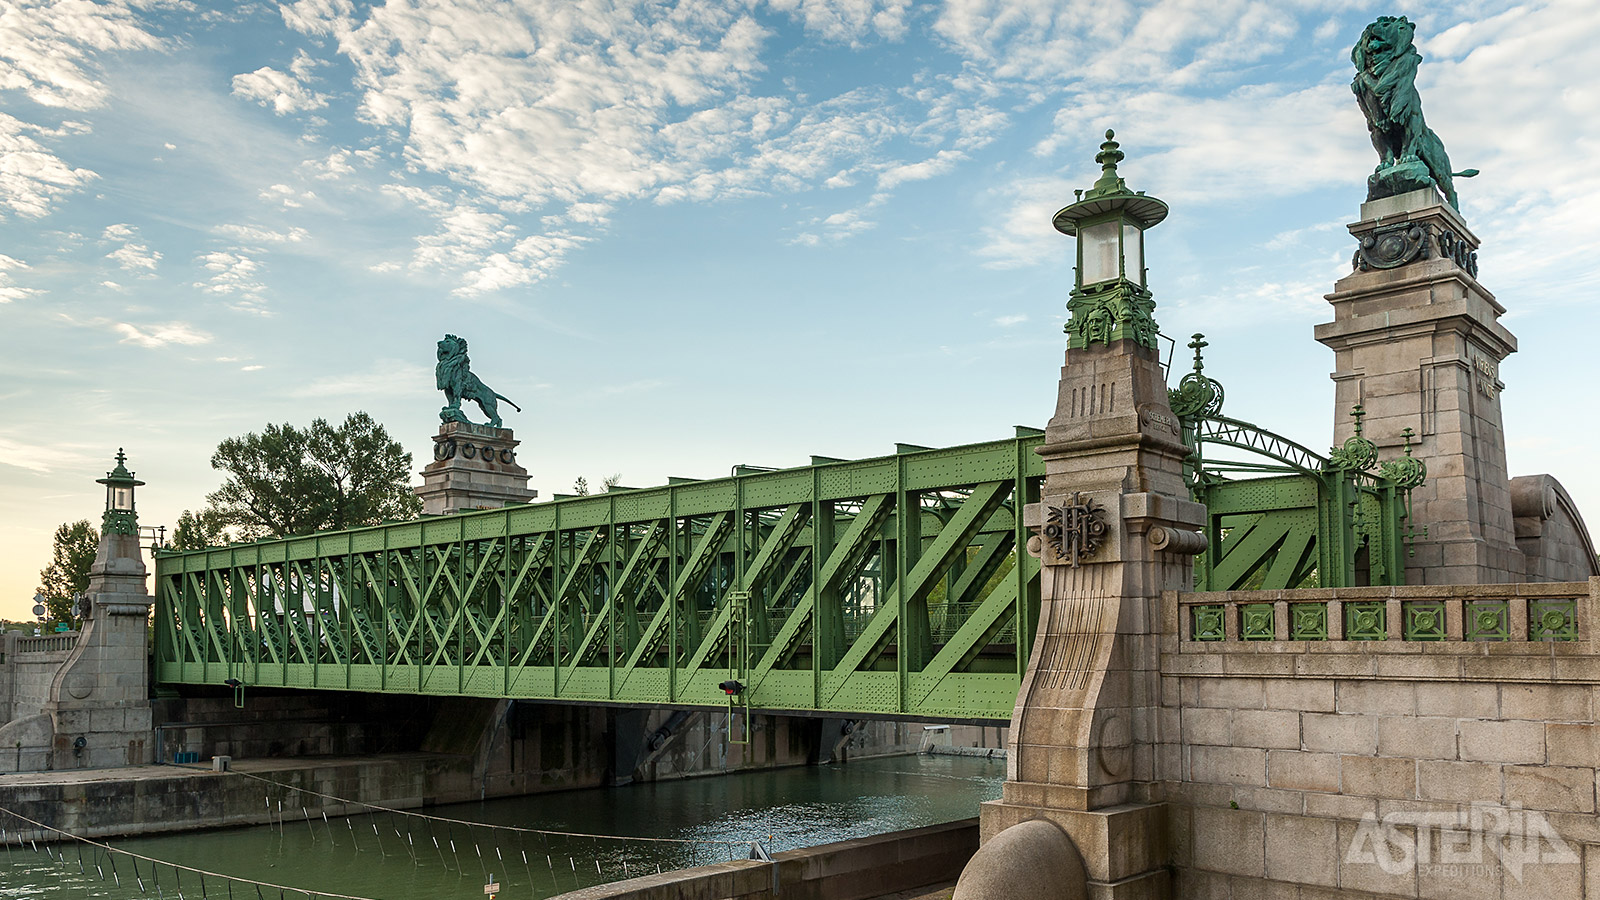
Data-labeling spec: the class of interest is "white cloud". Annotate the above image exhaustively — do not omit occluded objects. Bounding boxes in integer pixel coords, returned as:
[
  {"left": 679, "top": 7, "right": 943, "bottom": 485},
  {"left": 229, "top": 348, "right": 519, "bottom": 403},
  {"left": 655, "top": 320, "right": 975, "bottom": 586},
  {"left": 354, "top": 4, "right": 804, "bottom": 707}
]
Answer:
[
  {"left": 0, "top": 252, "right": 38, "bottom": 302},
  {"left": 278, "top": 0, "right": 1006, "bottom": 289},
  {"left": 193, "top": 250, "right": 270, "bottom": 314},
  {"left": 113, "top": 321, "right": 214, "bottom": 348},
  {"left": 259, "top": 183, "right": 317, "bottom": 208},
  {"left": 0, "top": 0, "right": 164, "bottom": 111},
  {"left": 100, "top": 222, "right": 160, "bottom": 272},
  {"left": 214, "top": 223, "right": 311, "bottom": 244},
  {"left": 232, "top": 65, "right": 330, "bottom": 115},
  {"left": 0, "top": 1, "right": 164, "bottom": 218},
  {"left": 0, "top": 112, "right": 99, "bottom": 218},
  {"left": 994, "top": 313, "right": 1028, "bottom": 327},
  {"left": 768, "top": 0, "right": 912, "bottom": 43}
]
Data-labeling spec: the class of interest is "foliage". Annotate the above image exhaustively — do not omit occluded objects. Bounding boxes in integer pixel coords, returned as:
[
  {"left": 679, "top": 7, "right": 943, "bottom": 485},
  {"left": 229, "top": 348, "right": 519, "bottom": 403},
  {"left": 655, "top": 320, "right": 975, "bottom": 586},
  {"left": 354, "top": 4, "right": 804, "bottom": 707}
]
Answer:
[
  {"left": 571, "top": 473, "right": 622, "bottom": 497},
  {"left": 204, "top": 412, "right": 422, "bottom": 541},
  {"left": 36, "top": 519, "right": 98, "bottom": 625},
  {"left": 170, "top": 508, "right": 228, "bottom": 550}
]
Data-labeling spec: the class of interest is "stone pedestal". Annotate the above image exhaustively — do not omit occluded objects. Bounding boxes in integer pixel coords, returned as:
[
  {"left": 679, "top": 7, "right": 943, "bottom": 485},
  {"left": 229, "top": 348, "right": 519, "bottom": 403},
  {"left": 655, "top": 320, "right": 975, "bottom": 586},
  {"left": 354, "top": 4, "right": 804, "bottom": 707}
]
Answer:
[
  {"left": 44, "top": 529, "right": 154, "bottom": 768},
  {"left": 415, "top": 422, "right": 536, "bottom": 515},
  {"left": 1314, "top": 187, "right": 1523, "bottom": 584},
  {"left": 979, "top": 340, "right": 1205, "bottom": 899}
]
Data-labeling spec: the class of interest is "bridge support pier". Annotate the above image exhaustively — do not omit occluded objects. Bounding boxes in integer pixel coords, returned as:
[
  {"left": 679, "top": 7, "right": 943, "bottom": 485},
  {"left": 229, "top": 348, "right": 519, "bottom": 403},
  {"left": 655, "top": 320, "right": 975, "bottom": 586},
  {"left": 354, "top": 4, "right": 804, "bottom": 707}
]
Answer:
[{"left": 968, "top": 336, "right": 1203, "bottom": 900}]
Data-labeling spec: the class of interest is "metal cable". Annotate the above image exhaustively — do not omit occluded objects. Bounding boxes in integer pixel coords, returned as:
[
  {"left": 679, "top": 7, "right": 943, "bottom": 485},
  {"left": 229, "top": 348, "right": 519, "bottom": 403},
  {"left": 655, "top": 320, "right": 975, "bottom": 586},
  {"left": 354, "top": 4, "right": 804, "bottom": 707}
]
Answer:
[
  {"left": 0, "top": 805, "right": 382, "bottom": 900},
  {"left": 183, "top": 764, "right": 754, "bottom": 847}
]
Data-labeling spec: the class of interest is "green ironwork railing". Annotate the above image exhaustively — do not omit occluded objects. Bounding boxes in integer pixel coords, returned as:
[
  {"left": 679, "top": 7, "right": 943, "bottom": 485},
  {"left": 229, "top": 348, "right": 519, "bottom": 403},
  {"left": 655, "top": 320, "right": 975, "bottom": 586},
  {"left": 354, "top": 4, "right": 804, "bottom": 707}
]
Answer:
[{"left": 154, "top": 432, "right": 1045, "bottom": 722}]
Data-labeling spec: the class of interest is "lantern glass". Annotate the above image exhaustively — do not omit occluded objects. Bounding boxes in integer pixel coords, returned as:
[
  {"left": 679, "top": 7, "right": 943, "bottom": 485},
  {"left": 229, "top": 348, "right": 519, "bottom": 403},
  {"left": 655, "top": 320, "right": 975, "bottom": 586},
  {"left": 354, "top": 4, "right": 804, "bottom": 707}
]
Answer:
[
  {"left": 1122, "top": 222, "right": 1143, "bottom": 285},
  {"left": 111, "top": 486, "right": 133, "bottom": 511},
  {"left": 1079, "top": 219, "right": 1120, "bottom": 286}
]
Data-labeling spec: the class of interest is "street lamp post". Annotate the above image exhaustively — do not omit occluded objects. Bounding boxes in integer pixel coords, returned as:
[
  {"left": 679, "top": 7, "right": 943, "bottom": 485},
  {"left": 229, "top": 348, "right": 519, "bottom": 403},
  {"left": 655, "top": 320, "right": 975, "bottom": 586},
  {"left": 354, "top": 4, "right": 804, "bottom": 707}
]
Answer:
[
  {"left": 95, "top": 449, "right": 144, "bottom": 536},
  {"left": 1051, "top": 129, "right": 1169, "bottom": 350}
]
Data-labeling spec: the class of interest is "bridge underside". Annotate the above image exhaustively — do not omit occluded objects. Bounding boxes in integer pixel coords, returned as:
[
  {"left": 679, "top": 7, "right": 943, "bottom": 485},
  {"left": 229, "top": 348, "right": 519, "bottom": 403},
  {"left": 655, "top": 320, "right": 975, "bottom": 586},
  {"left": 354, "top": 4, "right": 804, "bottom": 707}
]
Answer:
[{"left": 155, "top": 433, "right": 1044, "bottom": 723}]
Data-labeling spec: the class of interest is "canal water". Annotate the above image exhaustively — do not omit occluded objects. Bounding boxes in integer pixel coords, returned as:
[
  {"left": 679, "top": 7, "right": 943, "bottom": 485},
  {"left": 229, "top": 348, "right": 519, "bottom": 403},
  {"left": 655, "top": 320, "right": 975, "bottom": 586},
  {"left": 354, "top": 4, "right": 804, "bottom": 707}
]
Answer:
[{"left": 1, "top": 753, "right": 1003, "bottom": 899}]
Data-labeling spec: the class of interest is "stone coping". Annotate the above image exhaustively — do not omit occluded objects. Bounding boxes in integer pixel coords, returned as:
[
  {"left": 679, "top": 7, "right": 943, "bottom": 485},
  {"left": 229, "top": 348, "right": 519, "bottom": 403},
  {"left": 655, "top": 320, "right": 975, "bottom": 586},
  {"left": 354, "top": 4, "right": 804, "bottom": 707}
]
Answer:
[{"left": 550, "top": 818, "right": 978, "bottom": 900}]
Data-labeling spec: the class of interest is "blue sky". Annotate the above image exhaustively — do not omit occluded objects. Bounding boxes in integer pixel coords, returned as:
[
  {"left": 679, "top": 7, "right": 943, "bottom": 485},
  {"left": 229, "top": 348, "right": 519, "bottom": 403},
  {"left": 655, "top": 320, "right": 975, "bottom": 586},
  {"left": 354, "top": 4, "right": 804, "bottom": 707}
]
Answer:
[{"left": 2, "top": 0, "right": 1598, "bottom": 618}]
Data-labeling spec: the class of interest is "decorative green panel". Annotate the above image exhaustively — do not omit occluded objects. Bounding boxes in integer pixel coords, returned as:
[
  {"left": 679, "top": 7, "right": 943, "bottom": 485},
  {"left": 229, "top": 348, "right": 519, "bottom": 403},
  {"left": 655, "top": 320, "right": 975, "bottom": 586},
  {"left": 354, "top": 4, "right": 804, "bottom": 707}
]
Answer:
[
  {"left": 1240, "top": 603, "right": 1275, "bottom": 641},
  {"left": 1343, "top": 601, "right": 1387, "bottom": 641},
  {"left": 1289, "top": 603, "right": 1328, "bottom": 640},
  {"left": 1529, "top": 598, "right": 1578, "bottom": 642},
  {"left": 1191, "top": 605, "right": 1225, "bottom": 641},
  {"left": 1465, "top": 600, "right": 1509, "bottom": 641},
  {"left": 1402, "top": 600, "right": 1446, "bottom": 641}
]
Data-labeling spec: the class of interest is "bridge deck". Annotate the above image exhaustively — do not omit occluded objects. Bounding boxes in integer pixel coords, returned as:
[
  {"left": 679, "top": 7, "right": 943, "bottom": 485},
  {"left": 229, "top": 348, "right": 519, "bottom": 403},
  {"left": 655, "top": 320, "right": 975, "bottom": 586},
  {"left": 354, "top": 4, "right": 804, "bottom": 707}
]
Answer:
[{"left": 154, "top": 432, "right": 1045, "bottom": 722}]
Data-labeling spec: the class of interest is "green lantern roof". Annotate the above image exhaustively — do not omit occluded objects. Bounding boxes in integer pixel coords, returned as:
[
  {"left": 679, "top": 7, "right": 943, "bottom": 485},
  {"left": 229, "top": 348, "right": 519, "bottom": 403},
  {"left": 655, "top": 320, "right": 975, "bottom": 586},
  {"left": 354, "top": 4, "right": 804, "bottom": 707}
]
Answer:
[
  {"left": 96, "top": 448, "right": 145, "bottom": 489},
  {"left": 1052, "top": 130, "right": 1168, "bottom": 235}
]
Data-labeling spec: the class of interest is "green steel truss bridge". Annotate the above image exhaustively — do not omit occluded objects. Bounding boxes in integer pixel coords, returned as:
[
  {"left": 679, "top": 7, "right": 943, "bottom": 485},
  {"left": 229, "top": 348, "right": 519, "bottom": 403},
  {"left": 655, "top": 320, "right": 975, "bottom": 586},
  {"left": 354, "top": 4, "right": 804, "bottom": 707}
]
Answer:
[
  {"left": 155, "top": 432, "right": 1046, "bottom": 723},
  {"left": 154, "top": 340, "right": 1421, "bottom": 719}
]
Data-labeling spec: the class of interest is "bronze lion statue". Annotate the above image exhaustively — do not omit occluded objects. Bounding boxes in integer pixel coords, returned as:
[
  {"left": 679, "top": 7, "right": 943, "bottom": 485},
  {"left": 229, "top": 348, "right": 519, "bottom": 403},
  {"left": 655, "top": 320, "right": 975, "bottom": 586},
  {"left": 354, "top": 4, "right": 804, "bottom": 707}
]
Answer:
[
  {"left": 1351, "top": 16, "right": 1476, "bottom": 208},
  {"left": 436, "top": 334, "right": 520, "bottom": 429}
]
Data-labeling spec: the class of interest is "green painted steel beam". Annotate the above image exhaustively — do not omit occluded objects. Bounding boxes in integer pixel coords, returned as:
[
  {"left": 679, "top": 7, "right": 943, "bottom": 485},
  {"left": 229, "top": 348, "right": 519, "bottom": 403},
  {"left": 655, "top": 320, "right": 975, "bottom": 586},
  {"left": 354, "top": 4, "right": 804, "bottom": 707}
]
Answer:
[{"left": 154, "top": 434, "right": 1046, "bottom": 722}]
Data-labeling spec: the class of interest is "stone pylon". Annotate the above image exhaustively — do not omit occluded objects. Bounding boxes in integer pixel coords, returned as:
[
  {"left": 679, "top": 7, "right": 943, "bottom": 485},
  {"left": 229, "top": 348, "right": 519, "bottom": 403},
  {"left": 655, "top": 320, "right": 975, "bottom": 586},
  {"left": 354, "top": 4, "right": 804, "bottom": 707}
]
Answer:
[
  {"left": 969, "top": 132, "right": 1205, "bottom": 900},
  {"left": 1314, "top": 187, "right": 1523, "bottom": 583},
  {"left": 415, "top": 421, "right": 536, "bottom": 515},
  {"left": 43, "top": 455, "right": 156, "bottom": 768}
]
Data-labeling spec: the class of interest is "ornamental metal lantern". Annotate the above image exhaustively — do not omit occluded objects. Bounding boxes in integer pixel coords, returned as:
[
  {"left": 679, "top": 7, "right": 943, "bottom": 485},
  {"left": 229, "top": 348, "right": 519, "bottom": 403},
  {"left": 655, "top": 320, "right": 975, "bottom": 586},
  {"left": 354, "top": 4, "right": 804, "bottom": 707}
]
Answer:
[
  {"left": 1052, "top": 129, "right": 1168, "bottom": 350},
  {"left": 96, "top": 448, "right": 144, "bottom": 536}
]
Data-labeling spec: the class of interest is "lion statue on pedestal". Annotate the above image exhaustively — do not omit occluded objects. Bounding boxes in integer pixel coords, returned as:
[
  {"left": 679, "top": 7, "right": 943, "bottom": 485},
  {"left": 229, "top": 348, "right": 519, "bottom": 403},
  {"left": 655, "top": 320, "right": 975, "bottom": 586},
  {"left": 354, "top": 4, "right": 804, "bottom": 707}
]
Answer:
[
  {"left": 436, "top": 334, "right": 520, "bottom": 429},
  {"left": 1351, "top": 16, "right": 1476, "bottom": 208}
]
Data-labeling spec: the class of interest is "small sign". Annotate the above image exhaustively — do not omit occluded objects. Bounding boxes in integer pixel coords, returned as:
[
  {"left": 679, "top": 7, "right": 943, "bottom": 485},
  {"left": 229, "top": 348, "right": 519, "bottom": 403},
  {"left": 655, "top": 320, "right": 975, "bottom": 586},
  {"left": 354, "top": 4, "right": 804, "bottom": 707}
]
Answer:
[
  {"left": 32, "top": 604, "right": 45, "bottom": 617},
  {"left": 484, "top": 884, "right": 500, "bottom": 895}
]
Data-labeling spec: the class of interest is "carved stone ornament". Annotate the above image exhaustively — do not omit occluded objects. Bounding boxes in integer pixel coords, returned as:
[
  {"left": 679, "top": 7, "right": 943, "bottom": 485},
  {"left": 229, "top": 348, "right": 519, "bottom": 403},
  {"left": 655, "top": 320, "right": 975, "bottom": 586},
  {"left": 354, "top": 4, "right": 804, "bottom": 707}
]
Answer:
[
  {"left": 1355, "top": 223, "right": 1428, "bottom": 271},
  {"left": 1042, "top": 492, "right": 1108, "bottom": 567}
]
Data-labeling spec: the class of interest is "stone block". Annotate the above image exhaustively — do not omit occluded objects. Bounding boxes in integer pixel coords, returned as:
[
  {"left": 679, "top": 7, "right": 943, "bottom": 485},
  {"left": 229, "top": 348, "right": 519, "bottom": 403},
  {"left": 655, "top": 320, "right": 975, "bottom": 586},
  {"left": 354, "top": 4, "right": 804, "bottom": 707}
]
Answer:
[
  {"left": 1337, "top": 819, "right": 1418, "bottom": 896},
  {"left": 1267, "top": 750, "right": 1341, "bottom": 793},
  {"left": 1263, "top": 679, "right": 1335, "bottom": 712},
  {"left": 1338, "top": 681, "right": 1417, "bottom": 716},
  {"left": 1303, "top": 791, "right": 1376, "bottom": 821},
  {"left": 1378, "top": 716, "right": 1458, "bottom": 760},
  {"left": 1190, "top": 746, "right": 1267, "bottom": 787},
  {"left": 1302, "top": 713, "right": 1378, "bottom": 755},
  {"left": 1341, "top": 755, "right": 1417, "bottom": 798},
  {"left": 1418, "top": 760, "right": 1503, "bottom": 804},
  {"left": 1416, "top": 682, "right": 1499, "bottom": 719},
  {"left": 1230, "top": 709, "right": 1300, "bottom": 750},
  {"left": 1263, "top": 813, "right": 1338, "bottom": 886},
  {"left": 1191, "top": 806, "right": 1264, "bottom": 878},
  {"left": 1503, "top": 851, "right": 1585, "bottom": 900},
  {"left": 1501, "top": 684, "right": 1592, "bottom": 723},
  {"left": 1504, "top": 765, "right": 1596, "bottom": 813},
  {"left": 1459, "top": 719, "right": 1545, "bottom": 764},
  {"left": 1230, "top": 787, "right": 1304, "bottom": 815},
  {"left": 1193, "top": 678, "right": 1265, "bottom": 710},
  {"left": 1182, "top": 707, "right": 1231, "bottom": 746},
  {"left": 1547, "top": 724, "right": 1600, "bottom": 767}
]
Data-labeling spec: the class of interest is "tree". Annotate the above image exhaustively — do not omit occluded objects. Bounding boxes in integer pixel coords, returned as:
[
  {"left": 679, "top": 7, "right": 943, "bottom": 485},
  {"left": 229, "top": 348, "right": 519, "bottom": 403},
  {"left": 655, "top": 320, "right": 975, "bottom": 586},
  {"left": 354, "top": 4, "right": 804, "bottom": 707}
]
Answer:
[
  {"left": 36, "top": 519, "right": 98, "bottom": 625},
  {"left": 204, "top": 412, "right": 422, "bottom": 540},
  {"left": 170, "top": 508, "right": 227, "bottom": 550},
  {"left": 572, "top": 473, "right": 622, "bottom": 496}
]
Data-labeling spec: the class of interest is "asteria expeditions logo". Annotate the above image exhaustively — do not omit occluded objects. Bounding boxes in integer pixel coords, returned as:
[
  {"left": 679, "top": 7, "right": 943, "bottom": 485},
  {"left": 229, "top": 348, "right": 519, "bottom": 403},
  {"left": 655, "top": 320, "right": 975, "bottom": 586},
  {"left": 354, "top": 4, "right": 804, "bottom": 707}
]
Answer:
[{"left": 1345, "top": 802, "right": 1578, "bottom": 881}]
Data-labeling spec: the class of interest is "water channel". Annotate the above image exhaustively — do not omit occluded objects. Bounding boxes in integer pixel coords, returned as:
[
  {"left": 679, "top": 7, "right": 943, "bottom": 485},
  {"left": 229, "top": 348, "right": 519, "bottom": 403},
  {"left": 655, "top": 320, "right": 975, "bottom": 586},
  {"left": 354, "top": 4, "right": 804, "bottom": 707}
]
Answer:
[{"left": 3, "top": 754, "right": 1003, "bottom": 899}]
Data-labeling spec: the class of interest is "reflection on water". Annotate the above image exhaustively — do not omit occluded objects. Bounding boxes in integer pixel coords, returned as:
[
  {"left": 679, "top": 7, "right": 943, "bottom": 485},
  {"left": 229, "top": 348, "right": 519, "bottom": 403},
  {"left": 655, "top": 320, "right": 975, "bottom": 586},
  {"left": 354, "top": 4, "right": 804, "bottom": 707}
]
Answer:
[{"left": 1, "top": 754, "right": 1002, "bottom": 899}]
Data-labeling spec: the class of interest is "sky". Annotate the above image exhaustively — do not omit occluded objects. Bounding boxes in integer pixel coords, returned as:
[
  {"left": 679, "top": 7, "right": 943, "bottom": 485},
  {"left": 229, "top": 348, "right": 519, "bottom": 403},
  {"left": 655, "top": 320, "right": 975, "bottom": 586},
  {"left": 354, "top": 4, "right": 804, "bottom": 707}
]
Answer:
[{"left": 1, "top": 0, "right": 1598, "bottom": 620}]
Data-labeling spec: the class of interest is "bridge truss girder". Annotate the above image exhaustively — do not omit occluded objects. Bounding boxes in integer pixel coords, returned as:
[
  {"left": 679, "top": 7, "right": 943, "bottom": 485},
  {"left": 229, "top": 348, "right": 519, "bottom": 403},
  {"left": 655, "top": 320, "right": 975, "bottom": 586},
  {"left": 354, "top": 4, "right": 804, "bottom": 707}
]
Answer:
[{"left": 154, "top": 434, "right": 1045, "bottom": 723}]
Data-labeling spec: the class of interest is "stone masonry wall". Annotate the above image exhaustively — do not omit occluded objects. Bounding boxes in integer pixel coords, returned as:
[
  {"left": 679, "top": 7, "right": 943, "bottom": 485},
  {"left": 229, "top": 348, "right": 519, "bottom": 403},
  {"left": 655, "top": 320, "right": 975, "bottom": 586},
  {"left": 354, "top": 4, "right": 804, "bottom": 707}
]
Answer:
[{"left": 1159, "top": 581, "right": 1600, "bottom": 899}]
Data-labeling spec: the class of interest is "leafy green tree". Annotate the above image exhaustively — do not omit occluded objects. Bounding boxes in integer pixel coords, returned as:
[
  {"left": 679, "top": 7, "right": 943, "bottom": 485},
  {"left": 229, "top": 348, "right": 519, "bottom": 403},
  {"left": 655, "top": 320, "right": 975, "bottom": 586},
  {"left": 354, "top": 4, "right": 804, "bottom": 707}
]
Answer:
[
  {"left": 170, "top": 508, "right": 227, "bottom": 550},
  {"left": 204, "top": 412, "right": 422, "bottom": 540},
  {"left": 36, "top": 519, "right": 98, "bottom": 625}
]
